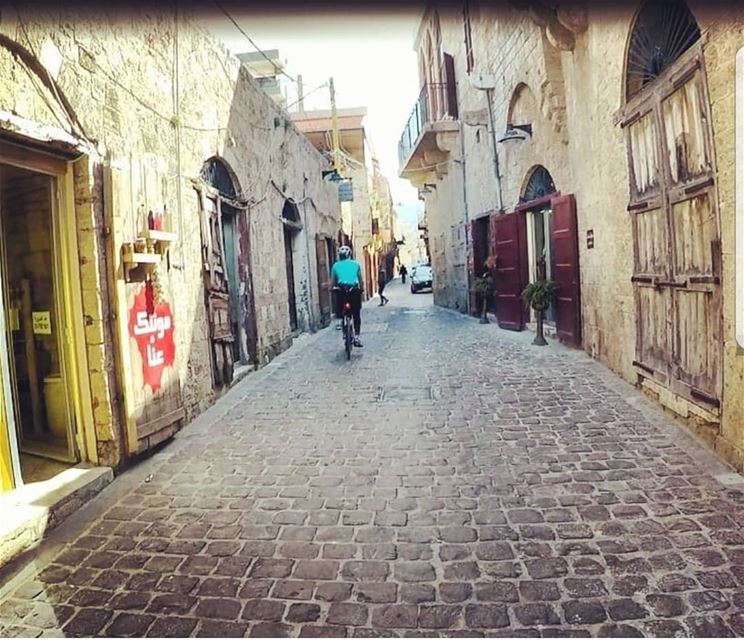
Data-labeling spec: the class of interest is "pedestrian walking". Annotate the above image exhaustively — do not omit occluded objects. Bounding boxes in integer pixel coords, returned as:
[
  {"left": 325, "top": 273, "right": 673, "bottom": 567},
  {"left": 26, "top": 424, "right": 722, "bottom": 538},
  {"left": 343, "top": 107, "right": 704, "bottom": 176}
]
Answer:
[
  {"left": 378, "top": 265, "right": 389, "bottom": 306},
  {"left": 399, "top": 264, "right": 408, "bottom": 284}
]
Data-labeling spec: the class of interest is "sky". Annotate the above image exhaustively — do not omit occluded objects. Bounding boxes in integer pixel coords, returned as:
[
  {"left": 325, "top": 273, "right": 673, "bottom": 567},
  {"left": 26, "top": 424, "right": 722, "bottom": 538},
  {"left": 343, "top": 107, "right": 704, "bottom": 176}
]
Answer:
[{"left": 201, "top": 7, "right": 425, "bottom": 226}]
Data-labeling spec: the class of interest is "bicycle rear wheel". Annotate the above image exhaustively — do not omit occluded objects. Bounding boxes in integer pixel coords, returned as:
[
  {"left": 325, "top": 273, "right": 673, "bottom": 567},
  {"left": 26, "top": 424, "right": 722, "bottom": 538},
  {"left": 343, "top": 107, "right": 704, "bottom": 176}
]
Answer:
[{"left": 344, "top": 317, "right": 352, "bottom": 360}]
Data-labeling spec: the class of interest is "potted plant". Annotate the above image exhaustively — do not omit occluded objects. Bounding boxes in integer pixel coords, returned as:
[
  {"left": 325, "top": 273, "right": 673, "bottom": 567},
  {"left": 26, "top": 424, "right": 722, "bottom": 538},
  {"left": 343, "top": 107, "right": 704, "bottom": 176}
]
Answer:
[
  {"left": 521, "top": 278, "right": 557, "bottom": 346},
  {"left": 474, "top": 256, "right": 497, "bottom": 324}
]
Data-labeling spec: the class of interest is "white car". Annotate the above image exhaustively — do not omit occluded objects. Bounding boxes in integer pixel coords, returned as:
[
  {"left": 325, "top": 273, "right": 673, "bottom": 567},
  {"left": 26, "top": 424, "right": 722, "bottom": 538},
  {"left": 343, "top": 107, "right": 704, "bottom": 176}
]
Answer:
[{"left": 410, "top": 264, "right": 433, "bottom": 293}]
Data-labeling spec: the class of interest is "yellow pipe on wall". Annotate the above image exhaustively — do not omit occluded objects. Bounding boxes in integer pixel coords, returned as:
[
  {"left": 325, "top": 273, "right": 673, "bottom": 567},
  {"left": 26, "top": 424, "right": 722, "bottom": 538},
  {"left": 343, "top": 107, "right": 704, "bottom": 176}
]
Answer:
[
  {"left": 0, "top": 377, "right": 14, "bottom": 492},
  {"left": 58, "top": 167, "right": 97, "bottom": 464}
]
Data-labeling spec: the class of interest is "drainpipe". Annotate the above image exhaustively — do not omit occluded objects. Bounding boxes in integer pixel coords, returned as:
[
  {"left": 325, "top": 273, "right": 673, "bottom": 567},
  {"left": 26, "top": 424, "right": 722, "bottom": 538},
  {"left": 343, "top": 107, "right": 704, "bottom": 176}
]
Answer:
[
  {"left": 302, "top": 174, "right": 314, "bottom": 332},
  {"left": 173, "top": 4, "right": 185, "bottom": 267},
  {"left": 458, "top": 119, "right": 471, "bottom": 314},
  {"left": 470, "top": 74, "right": 504, "bottom": 212},
  {"left": 485, "top": 88, "right": 504, "bottom": 212}
]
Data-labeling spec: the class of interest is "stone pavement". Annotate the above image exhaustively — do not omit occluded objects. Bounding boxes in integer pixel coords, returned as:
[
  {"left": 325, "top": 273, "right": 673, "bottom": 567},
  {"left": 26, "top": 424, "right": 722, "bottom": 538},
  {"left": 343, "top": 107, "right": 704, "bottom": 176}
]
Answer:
[{"left": 1, "top": 279, "right": 744, "bottom": 637}]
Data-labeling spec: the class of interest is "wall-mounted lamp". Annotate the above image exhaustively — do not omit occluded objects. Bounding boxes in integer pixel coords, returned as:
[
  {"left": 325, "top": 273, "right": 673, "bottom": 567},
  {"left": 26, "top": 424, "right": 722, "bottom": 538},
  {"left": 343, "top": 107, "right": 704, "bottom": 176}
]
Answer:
[{"left": 499, "top": 123, "right": 533, "bottom": 143}]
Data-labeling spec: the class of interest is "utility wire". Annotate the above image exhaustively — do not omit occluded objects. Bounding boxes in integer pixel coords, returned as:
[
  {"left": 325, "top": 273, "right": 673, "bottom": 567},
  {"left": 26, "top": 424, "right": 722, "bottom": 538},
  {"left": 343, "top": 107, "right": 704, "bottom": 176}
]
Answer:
[
  {"left": 213, "top": 0, "right": 296, "bottom": 83},
  {"left": 285, "top": 81, "right": 329, "bottom": 111},
  {"left": 14, "top": 12, "right": 92, "bottom": 143}
]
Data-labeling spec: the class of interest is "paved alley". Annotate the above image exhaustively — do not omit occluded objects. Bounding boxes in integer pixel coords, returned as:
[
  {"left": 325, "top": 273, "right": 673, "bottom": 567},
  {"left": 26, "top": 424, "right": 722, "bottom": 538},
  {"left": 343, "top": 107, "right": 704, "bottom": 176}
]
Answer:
[{"left": 1, "top": 280, "right": 743, "bottom": 638}]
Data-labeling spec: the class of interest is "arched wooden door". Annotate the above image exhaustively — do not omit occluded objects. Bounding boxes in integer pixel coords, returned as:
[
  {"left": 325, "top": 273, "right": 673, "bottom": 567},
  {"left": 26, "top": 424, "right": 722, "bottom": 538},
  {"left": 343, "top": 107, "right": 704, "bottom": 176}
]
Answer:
[{"left": 618, "top": 2, "right": 721, "bottom": 410}]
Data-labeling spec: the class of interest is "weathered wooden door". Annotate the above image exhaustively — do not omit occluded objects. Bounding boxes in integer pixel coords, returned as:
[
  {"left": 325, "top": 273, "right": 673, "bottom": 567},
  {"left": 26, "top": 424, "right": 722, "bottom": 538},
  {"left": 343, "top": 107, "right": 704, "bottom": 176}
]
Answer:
[
  {"left": 316, "top": 235, "right": 331, "bottom": 325},
  {"left": 202, "top": 195, "right": 234, "bottom": 387},
  {"left": 492, "top": 212, "right": 528, "bottom": 331},
  {"left": 105, "top": 160, "right": 185, "bottom": 455},
  {"left": 550, "top": 194, "right": 581, "bottom": 347},
  {"left": 221, "top": 209, "right": 240, "bottom": 363},
  {"left": 621, "top": 46, "right": 721, "bottom": 409},
  {"left": 284, "top": 226, "right": 298, "bottom": 331}
]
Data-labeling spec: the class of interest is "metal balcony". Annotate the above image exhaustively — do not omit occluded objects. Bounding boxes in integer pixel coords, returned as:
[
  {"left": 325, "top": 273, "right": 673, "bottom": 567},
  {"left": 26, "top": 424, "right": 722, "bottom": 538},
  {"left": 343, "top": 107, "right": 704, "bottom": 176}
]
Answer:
[{"left": 398, "top": 83, "right": 460, "bottom": 186}]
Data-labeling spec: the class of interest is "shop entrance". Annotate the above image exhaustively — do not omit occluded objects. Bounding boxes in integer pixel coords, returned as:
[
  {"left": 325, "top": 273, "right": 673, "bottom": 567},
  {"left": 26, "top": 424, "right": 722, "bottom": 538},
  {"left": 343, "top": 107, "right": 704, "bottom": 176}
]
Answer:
[
  {"left": 527, "top": 206, "right": 555, "bottom": 324},
  {"left": 0, "top": 163, "right": 78, "bottom": 483}
]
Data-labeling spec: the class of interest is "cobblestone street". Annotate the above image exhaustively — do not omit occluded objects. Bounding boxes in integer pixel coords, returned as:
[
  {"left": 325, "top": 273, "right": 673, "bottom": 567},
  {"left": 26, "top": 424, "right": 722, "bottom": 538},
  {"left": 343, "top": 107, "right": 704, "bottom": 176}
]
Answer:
[{"left": 1, "top": 280, "right": 744, "bottom": 637}]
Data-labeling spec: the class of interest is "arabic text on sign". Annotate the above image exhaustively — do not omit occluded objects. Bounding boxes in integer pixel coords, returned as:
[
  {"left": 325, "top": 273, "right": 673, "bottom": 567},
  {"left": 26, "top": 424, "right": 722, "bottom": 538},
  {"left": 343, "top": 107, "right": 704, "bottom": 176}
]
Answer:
[{"left": 32, "top": 311, "right": 52, "bottom": 335}]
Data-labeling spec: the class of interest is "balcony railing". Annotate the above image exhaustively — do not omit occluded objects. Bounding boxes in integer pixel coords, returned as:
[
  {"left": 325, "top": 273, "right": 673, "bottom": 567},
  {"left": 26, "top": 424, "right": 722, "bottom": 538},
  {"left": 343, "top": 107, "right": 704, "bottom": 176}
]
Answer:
[{"left": 398, "top": 82, "right": 457, "bottom": 168}]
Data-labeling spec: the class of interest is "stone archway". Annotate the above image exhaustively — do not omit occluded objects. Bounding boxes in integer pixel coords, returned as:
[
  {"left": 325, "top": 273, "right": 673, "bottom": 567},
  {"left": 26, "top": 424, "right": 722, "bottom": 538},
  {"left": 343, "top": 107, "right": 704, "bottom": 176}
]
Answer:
[{"left": 200, "top": 156, "right": 254, "bottom": 384}]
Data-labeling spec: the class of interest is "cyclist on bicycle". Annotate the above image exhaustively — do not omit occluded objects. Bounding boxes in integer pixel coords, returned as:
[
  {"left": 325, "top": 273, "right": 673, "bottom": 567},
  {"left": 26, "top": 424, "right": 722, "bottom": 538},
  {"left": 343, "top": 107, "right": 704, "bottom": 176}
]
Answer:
[{"left": 331, "top": 245, "right": 364, "bottom": 347}]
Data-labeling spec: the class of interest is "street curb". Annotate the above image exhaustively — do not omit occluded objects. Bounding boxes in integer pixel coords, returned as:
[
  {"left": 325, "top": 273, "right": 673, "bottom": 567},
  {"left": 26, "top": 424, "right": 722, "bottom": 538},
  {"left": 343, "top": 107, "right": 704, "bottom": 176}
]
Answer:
[{"left": 0, "top": 464, "right": 112, "bottom": 595}]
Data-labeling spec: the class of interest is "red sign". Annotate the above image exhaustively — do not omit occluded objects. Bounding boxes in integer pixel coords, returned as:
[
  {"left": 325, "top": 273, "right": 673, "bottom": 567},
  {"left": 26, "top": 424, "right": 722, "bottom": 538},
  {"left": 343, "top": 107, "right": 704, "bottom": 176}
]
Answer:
[{"left": 128, "top": 284, "right": 176, "bottom": 392}]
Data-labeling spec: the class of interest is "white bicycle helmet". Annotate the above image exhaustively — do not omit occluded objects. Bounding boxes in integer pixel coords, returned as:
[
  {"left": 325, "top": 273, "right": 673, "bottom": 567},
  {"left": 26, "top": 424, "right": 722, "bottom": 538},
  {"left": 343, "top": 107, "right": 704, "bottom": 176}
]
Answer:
[{"left": 339, "top": 245, "right": 352, "bottom": 259}]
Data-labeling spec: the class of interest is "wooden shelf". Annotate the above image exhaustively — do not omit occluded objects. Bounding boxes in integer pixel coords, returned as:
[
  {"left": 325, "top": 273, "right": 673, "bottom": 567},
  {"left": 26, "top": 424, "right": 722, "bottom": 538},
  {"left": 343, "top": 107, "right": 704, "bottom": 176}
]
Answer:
[
  {"left": 140, "top": 230, "right": 177, "bottom": 257},
  {"left": 143, "top": 230, "right": 178, "bottom": 243},
  {"left": 122, "top": 251, "right": 160, "bottom": 281},
  {"left": 121, "top": 229, "right": 177, "bottom": 280},
  {"left": 123, "top": 252, "right": 160, "bottom": 265}
]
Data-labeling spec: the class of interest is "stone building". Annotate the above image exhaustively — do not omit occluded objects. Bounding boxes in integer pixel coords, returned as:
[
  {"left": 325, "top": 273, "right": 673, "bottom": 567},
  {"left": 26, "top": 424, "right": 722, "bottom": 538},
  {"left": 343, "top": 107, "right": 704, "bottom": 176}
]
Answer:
[
  {"left": 292, "top": 107, "right": 399, "bottom": 300},
  {"left": 0, "top": 3, "right": 340, "bottom": 511},
  {"left": 369, "top": 157, "right": 401, "bottom": 288},
  {"left": 399, "top": 0, "right": 744, "bottom": 471}
]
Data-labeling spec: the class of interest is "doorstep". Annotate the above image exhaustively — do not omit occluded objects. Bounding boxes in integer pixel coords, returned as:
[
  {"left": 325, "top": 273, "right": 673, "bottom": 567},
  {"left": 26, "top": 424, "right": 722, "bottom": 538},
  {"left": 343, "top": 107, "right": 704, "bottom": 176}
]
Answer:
[
  {"left": 0, "top": 463, "right": 112, "bottom": 570},
  {"left": 231, "top": 363, "right": 255, "bottom": 387}
]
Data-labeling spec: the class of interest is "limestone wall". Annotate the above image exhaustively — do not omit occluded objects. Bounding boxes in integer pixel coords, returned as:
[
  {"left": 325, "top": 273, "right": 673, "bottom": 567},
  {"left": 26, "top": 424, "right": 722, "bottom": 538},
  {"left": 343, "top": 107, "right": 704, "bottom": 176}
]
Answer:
[
  {"left": 0, "top": 6, "right": 340, "bottom": 466},
  {"left": 411, "top": 2, "right": 744, "bottom": 469},
  {"left": 695, "top": 4, "right": 744, "bottom": 468}
]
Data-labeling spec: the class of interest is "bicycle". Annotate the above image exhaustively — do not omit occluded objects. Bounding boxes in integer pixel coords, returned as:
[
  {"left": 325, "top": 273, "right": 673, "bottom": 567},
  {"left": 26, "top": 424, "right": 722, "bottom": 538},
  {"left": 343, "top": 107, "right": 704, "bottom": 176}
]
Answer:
[{"left": 333, "top": 285, "right": 358, "bottom": 360}]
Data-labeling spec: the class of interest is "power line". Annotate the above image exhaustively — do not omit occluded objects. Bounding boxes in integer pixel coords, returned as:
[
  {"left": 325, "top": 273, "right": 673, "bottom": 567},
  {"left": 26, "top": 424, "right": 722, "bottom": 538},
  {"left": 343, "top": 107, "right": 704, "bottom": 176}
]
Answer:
[
  {"left": 284, "top": 81, "right": 329, "bottom": 111},
  {"left": 213, "top": 0, "right": 296, "bottom": 83}
]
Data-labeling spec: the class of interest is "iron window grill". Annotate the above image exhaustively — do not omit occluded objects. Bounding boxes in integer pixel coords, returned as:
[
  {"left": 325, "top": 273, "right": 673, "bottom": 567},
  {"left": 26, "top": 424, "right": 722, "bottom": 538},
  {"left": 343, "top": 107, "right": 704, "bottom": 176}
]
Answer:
[
  {"left": 521, "top": 166, "right": 556, "bottom": 203},
  {"left": 626, "top": 0, "right": 701, "bottom": 99}
]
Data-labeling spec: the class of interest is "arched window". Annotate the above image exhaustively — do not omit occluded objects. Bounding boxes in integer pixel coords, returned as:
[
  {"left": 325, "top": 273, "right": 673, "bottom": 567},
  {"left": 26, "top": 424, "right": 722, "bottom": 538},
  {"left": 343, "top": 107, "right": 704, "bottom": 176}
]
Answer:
[
  {"left": 521, "top": 165, "right": 556, "bottom": 203},
  {"left": 200, "top": 157, "right": 238, "bottom": 198},
  {"left": 282, "top": 200, "right": 301, "bottom": 225},
  {"left": 625, "top": 0, "right": 700, "bottom": 99}
]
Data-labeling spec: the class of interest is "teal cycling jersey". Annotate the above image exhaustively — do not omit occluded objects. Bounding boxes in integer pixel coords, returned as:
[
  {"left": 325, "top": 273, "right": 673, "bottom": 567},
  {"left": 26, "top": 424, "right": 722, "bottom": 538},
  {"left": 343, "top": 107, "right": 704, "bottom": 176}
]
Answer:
[{"left": 331, "top": 259, "right": 362, "bottom": 286}]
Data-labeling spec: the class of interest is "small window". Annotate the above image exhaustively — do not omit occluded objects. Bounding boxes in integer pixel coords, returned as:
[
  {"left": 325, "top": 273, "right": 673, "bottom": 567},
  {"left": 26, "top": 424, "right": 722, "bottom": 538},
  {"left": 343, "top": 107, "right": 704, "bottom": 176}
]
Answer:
[{"left": 443, "top": 53, "right": 459, "bottom": 119}]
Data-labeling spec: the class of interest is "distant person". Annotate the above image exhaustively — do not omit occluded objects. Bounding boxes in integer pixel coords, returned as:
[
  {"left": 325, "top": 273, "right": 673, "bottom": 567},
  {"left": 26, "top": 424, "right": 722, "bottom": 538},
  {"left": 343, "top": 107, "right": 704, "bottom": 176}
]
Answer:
[
  {"left": 378, "top": 265, "right": 389, "bottom": 306},
  {"left": 399, "top": 264, "right": 408, "bottom": 284}
]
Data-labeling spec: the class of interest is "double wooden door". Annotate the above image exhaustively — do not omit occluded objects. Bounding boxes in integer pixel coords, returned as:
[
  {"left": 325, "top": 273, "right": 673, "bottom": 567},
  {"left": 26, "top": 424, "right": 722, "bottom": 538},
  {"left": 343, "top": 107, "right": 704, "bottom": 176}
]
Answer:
[
  {"left": 620, "top": 46, "right": 721, "bottom": 409},
  {"left": 491, "top": 195, "right": 581, "bottom": 347}
]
